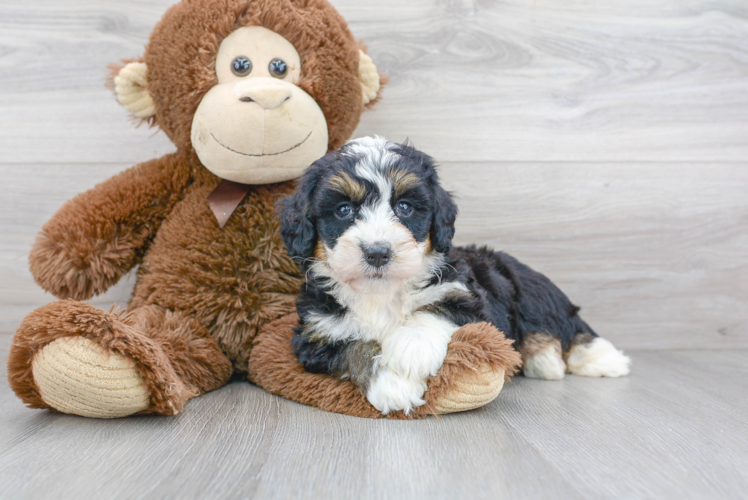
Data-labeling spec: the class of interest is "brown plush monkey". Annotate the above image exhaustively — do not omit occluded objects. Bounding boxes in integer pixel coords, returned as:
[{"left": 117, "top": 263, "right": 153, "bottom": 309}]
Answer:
[{"left": 7, "top": 0, "right": 521, "bottom": 419}]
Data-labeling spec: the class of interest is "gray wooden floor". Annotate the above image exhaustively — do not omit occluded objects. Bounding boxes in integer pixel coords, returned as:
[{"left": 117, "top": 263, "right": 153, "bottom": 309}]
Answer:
[
  {"left": 2, "top": 336, "right": 747, "bottom": 499},
  {"left": 2, "top": 0, "right": 748, "bottom": 498}
]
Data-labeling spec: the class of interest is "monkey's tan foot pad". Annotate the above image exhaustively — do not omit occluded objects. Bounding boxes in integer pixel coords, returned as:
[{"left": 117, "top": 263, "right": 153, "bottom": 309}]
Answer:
[
  {"left": 415, "top": 321, "right": 522, "bottom": 417},
  {"left": 32, "top": 336, "right": 150, "bottom": 418},
  {"left": 432, "top": 366, "right": 506, "bottom": 414}
]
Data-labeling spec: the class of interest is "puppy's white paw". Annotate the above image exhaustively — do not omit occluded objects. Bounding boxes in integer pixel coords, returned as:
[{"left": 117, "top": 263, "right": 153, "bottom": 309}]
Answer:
[
  {"left": 567, "top": 337, "right": 631, "bottom": 377},
  {"left": 366, "top": 369, "right": 427, "bottom": 415},
  {"left": 381, "top": 326, "right": 446, "bottom": 380},
  {"left": 523, "top": 345, "right": 566, "bottom": 380}
]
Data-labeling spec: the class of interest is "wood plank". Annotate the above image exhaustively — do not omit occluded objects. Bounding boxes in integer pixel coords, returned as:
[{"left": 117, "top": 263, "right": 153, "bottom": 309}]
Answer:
[
  {"left": 0, "top": 0, "right": 177, "bottom": 164},
  {"left": 2, "top": 342, "right": 747, "bottom": 499},
  {"left": 0, "top": 164, "right": 138, "bottom": 337},
  {"left": 1, "top": 0, "right": 747, "bottom": 163},
  {"left": 490, "top": 349, "right": 748, "bottom": 499},
  {"left": 442, "top": 162, "right": 748, "bottom": 350},
  {"left": 2, "top": 162, "right": 746, "bottom": 350}
]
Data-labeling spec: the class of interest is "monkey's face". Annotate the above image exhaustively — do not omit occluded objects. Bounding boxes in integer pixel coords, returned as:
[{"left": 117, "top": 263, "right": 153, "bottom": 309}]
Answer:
[
  {"left": 190, "top": 27, "right": 329, "bottom": 184},
  {"left": 112, "top": 0, "right": 384, "bottom": 185}
]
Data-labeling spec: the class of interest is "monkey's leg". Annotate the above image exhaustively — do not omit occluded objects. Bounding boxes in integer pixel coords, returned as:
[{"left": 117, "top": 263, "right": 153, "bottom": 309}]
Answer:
[
  {"left": 8, "top": 301, "right": 232, "bottom": 418},
  {"left": 248, "top": 314, "right": 383, "bottom": 418},
  {"left": 248, "top": 315, "right": 521, "bottom": 419},
  {"left": 414, "top": 322, "right": 522, "bottom": 416}
]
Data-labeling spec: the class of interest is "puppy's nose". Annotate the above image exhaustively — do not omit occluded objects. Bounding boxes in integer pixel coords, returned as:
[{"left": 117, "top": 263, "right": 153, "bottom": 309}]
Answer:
[
  {"left": 237, "top": 85, "right": 291, "bottom": 109},
  {"left": 363, "top": 244, "right": 392, "bottom": 268}
]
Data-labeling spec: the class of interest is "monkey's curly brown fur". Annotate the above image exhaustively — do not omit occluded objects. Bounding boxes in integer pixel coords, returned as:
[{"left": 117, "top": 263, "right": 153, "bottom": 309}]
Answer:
[{"left": 8, "top": 0, "right": 521, "bottom": 418}]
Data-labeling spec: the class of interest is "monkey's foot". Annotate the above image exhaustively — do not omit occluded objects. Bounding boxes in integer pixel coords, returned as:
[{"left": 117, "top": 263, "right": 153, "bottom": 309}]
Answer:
[
  {"left": 32, "top": 336, "right": 149, "bottom": 418},
  {"left": 8, "top": 300, "right": 195, "bottom": 418},
  {"left": 431, "top": 366, "right": 506, "bottom": 414},
  {"left": 421, "top": 322, "right": 521, "bottom": 417}
]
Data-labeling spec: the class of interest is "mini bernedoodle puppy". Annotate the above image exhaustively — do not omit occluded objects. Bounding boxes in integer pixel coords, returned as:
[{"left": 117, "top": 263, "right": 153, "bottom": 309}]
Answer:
[{"left": 279, "top": 137, "right": 630, "bottom": 415}]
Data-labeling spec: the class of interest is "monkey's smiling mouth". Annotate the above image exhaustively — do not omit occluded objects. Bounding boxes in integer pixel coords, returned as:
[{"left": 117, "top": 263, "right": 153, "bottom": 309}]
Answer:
[{"left": 210, "top": 131, "right": 312, "bottom": 157}]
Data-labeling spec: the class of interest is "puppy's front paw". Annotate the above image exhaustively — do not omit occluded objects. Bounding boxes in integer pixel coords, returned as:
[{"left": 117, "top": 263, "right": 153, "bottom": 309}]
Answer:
[
  {"left": 366, "top": 370, "right": 427, "bottom": 415},
  {"left": 381, "top": 325, "right": 448, "bottom": 380}
]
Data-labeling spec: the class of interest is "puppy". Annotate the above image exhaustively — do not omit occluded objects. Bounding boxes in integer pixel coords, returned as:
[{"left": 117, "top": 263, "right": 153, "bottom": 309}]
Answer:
[{"left": 279, "top": 137, "right": 630, "bottom": 414}]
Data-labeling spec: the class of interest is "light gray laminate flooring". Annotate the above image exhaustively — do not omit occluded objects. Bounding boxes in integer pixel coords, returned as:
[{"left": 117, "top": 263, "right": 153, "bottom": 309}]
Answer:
[{"left": 1, "top": 335, "right": 747, "bottom": 500}]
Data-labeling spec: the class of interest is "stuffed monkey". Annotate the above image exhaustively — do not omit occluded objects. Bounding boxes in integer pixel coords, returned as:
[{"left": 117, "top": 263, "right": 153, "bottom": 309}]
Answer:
[{"left": 8, "top": 0, "right": 521, "bottom": 419}]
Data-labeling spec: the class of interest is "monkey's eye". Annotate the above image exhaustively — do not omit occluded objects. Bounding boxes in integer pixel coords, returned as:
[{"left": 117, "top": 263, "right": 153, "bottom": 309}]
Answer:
[
  {"left": 396, "top": 201, "right": 413, "bottom": 217},
  {"left": 335, "top": 204, "right": 353, "bottom": 219},
  {"left": 231, "top": 56, "right": 252, "bottom": 77},
  {"left": 268, "top": 58, "right": 288, "bottom": 78}
]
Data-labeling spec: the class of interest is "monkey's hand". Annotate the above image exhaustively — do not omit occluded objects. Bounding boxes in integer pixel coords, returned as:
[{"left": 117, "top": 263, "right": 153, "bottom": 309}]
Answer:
[{"left": 29, "top": 153, "right": 192, "bottom": 300}]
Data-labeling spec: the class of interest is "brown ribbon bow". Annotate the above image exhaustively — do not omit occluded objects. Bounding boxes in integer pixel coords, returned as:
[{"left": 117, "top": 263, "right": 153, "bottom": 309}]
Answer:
[{"left": 207, "top": 179, "right": 251, "bottom": 228}]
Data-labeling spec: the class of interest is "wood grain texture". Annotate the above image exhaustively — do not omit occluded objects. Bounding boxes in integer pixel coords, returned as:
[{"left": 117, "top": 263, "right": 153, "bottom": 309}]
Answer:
[
  {"left": 2, "top": 162, "right": 746, "bottom": 349},
  {"left": 443, "top": 162, "right": 748, "bottom": 349},
  {"left": 1, "top": 0, "right": 747, "bottom": 163},
  {"left": 1, "top": 339, "right": 747, "bottom": 499},
  {"left": 348, "top": 0, "right": 748, "bottom": 162}
]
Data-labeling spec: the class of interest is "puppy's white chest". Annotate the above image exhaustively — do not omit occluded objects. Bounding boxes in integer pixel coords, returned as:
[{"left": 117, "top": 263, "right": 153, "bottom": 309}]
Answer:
[
  {"left": 348, "top": 294, "right": 409, "bottom": 343},
  {"left": 348, "top": 281, "right": 467, "bottom": 343}
]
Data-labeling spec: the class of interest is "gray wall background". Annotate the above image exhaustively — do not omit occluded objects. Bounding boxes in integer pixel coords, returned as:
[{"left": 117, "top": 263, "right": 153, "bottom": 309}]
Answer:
[{"left": 1, "top": 0, "right": 746, "bottom": 349}]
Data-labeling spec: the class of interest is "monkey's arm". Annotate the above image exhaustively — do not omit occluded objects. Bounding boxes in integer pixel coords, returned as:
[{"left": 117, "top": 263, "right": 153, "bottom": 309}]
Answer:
[{"left": 29, "top": 153, "right": 193, "bottom": 300}]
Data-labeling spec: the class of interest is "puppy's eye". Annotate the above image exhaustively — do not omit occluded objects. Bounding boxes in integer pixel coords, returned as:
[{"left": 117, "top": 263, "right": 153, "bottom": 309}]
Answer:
[
  {"left": 335, "top": 204, "right": 353, "bottom": 219},
  {"left": 268, "top": 58, "right": 288, "bottom": 78},
  {"left": 396, "top": 201, "right": 413, "bottom": 217},
  {"left": 231, "top": 56, "right": 252, "bottom": 77}
]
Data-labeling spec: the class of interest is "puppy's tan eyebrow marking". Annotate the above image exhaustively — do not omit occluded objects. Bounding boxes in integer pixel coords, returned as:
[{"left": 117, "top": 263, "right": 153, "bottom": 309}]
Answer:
[
  {"left": 388, "top": 170, "right": 420, "bottom": 197},
  {"left": 328, "top": 172, "right": 366, "bottom": 201}
]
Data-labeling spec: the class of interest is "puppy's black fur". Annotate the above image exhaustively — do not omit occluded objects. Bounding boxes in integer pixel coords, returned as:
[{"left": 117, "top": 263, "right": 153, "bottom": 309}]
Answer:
[
  {"left": 436, "top": 245, "right": 597, "bottom": 347},
  {"left": 278, "top": 140, "right": 597, "bottom": 383}
]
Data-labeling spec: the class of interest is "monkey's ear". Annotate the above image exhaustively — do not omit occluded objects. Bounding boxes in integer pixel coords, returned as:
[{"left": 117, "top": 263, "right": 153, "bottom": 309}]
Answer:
[
  {"left": 358, "top": 49, "right": 388, "bottom": 108},
  {"left": 108, "top": 60, "right": 157, "bottom": 121}
]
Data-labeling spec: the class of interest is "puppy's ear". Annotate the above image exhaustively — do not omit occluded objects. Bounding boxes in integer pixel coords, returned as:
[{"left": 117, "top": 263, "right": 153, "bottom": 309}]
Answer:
[
  {"left": 394, "top": 141, "right": 458, "bottom": 254},
  {"left": 430, "top": 183, "right": 458, "bottom": 253},
  {"left": 278, "top": 161, "right": 326, "bottom": 261}
]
